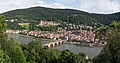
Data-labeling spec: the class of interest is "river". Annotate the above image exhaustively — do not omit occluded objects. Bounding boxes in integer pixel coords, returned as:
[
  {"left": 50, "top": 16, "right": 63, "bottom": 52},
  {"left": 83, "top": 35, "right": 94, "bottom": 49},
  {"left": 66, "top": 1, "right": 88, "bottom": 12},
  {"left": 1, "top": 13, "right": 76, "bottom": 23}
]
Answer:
[
  {"left": 8, "top": 33, "right": 52, "bottom": 44},
  {"left": 8, "top": 33, "right": 102, "bottom": 58},
  {"left": 56, "top": 44, "right": 102, "bottom": 58},
  {"left": 8, "top": 33, "right": 34, "bottom": 44}
]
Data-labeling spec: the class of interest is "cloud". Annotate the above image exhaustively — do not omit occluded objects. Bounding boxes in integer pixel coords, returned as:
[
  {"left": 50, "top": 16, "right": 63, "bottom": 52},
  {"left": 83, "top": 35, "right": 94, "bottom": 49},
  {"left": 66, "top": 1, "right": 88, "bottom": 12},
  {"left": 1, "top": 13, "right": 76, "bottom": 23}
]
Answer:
[
  {"left": 0, "top": 0, "right": 44, "bottom": 13},
  {"left": 54, "top": 0, "right": 80, "bottom": 3},
  {"left": 44, "top": 0, "right": 120, "bottom": 14},
  {"left": 0, "top": 0, "right": 69, "bottom": 13},
  {"left": 80, "top": 0, "right": 120, "bottom": 14},
  {"left": 48, "top": 3, "right": 67, "bottom": 9},
  {"left": 0, "top": 0, "right": 120, "bottom": 14}
]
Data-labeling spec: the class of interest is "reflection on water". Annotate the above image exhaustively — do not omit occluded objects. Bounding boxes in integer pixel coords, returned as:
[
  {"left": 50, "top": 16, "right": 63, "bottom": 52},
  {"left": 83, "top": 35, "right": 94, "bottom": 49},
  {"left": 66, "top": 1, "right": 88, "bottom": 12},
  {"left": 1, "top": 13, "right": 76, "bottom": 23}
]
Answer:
[{"left": 56, "top": 44, "right": 102, "bottom": 58}]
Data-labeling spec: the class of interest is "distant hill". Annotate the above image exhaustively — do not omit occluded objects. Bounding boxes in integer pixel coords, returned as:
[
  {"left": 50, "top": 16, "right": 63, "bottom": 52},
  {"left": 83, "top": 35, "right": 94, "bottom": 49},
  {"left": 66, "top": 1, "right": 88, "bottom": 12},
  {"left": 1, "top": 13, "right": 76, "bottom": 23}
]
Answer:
[{"left": 1, "top": 6, "right": 120, "bottom": 25}]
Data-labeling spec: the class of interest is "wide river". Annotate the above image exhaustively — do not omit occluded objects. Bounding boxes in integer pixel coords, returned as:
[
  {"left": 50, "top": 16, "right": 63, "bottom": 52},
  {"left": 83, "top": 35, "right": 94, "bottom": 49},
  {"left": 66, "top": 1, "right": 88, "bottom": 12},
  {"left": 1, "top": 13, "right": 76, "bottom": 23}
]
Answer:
[{"left": 8, "top": 33, "right": 102, "bottom": 58}]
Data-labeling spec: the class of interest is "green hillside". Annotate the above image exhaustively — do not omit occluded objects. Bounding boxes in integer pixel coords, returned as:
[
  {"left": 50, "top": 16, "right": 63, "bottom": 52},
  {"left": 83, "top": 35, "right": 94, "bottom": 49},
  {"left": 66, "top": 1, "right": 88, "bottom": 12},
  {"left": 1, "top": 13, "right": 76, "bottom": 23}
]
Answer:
[{"left": 1, "top": 6, "right": 120, "bottom": 25}]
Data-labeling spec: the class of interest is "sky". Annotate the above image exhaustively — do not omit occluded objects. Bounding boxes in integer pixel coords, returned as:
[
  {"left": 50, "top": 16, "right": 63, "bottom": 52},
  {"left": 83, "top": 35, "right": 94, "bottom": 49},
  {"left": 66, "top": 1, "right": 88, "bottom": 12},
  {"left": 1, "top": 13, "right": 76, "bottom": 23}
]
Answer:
[{"left": 0, "top": 0, "right": 120, "bottom": 14}]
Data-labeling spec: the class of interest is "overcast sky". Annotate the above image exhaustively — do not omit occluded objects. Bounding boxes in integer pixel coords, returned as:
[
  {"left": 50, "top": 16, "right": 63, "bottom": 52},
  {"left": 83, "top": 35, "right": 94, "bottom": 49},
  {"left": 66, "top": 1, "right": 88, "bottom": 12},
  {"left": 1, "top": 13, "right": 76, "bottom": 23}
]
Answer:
[{"left": 0, "top": 0, "right": 120, "bottom": 14}]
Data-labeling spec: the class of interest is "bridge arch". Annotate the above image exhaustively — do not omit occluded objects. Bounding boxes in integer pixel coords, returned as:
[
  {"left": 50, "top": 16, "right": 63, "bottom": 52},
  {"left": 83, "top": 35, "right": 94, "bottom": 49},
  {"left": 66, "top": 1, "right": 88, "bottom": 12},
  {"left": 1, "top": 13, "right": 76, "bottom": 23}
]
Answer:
[
  {"left": 61, "top": 41, "right": 64, "bottom": 44},
  {"left": 58, "top": 42, "right": 61, "bottom": 45},
  {"left": 50, "top": 44, "right": 54, "bottom": 48},
  {"left": 44, "top": 40, "right": 66, "bottom": 48},
  {"left": 46, "top": 45, "right": 49, "bottom": 48},
  {"left": 45, "top": 45, "right": 49, "bottom": 48},
  {"left": 55, "top": 43, "right": 58, "bottom": 47}
]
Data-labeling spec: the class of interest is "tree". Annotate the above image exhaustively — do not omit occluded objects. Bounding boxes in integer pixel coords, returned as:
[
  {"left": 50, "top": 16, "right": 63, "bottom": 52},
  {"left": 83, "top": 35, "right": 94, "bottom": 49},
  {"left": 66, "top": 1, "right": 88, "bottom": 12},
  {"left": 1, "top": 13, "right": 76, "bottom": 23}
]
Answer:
[
  {"left": 0, "top": 16, "right": 7, "bottom": 32},
  {"left": 108, "top": 21, "right": 120, "bottom": 38},
  {"left": 29, "top": 22, "right": 38, "bottom": 31},
  {"left": 2, "top": 39, "right": 26, "bottom": 63},
  {"left": 22, "top": 39, "right": 43, "bottom": 63},
  {"left": 0, "top": 49, "right": 11, "bottom": 63},
  {"left": 93, "top": 21, "right": 120, "bottom": 63},
  {"left": 58, "top": 50, "right": 88, "bottom": 63},
  {"left": 93, "top": 36, "right": 120, "bottom": 63},
  {"left": 21, "top": 39, "right": 61, "bottom": 63}
]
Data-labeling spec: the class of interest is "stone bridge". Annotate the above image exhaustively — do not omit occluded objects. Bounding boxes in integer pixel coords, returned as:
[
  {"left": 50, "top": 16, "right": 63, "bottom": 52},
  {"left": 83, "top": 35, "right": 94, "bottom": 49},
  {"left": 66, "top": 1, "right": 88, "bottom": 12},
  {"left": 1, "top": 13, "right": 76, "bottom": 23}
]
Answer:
[{"left": 43, "top": 40, "right": 66, "bottom": 48}]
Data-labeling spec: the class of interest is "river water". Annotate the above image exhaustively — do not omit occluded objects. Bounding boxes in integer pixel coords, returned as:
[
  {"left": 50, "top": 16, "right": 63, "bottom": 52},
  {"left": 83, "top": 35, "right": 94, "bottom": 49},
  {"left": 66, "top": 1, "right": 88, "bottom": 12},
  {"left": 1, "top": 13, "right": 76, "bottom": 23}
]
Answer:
[
  {"left": 8, "top": 33, "right": 102, "bottom": 58},
  {"left": 56, "top": 44, "right": 102, "bottom": 58},
  {"left": 8, "top": 33, "right": 52, "bottom": 44},
  {"left": 8, "top": 33, "right": 34, "bottom": 44}
]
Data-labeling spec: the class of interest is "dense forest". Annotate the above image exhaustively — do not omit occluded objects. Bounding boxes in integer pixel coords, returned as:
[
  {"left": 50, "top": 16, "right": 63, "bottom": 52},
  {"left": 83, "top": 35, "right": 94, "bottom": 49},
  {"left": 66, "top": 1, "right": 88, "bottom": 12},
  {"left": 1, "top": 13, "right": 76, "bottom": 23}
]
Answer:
[{"left": 1, "top": 6, "right": 120, "bottom": 25}]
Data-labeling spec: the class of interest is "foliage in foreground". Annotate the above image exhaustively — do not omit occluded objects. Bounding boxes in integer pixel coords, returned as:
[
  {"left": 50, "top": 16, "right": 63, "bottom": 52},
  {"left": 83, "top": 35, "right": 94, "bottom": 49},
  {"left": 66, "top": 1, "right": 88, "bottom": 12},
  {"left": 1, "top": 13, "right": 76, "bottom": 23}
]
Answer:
[{"left": 93, "top": 21, "right": 120, "bottom": 63}]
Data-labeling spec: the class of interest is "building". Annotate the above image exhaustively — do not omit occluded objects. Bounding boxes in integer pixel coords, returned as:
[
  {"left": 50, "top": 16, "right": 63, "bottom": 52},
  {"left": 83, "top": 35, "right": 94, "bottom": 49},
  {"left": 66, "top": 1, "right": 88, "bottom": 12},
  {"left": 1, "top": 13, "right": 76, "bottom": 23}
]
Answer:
[
  {"left": 18, "top": 23, "right": 30, "bottom": 26},
  {"left": 38, "top": 20, "right": 59, "bottom": 26}
]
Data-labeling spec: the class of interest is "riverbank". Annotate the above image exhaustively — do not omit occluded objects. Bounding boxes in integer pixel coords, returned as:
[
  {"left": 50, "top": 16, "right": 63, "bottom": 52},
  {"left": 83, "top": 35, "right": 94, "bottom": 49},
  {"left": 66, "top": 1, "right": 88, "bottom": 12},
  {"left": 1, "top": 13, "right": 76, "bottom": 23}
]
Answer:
[
  {"left": 66, "top": 42, "right": 104, "bottom": 48},
  {"left": 8, "top": 33, "right": 102, "bottom": 59}
]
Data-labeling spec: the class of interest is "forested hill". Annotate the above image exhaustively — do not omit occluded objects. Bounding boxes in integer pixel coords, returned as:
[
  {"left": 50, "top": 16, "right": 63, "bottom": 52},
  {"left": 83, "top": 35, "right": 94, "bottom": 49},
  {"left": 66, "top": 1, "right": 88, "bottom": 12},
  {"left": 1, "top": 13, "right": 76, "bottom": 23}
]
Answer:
[{"left": 1, "top": 6, "right": 120, "bottom": 25}]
